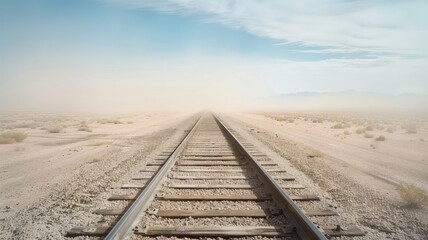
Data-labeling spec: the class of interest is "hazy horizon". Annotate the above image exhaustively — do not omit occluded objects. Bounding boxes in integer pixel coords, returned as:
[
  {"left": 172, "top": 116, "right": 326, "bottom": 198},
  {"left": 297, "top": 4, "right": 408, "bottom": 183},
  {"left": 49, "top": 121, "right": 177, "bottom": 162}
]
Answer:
[{"left": 1, "top": 1, "right": 428, "bottom": 113}]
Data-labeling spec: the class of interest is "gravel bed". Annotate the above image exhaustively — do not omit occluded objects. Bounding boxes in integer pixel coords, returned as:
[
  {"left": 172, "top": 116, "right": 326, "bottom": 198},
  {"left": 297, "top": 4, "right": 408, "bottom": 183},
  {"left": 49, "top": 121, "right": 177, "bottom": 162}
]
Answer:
[
  {"left": 170, "top": 172, "right": 257, "bottom": 177},
  {"left": 161, "top": 188, "right": 266, "bottom": 195},
  {"left": 168, "top": 179, "right": 260, "bottom": 185},
  {"left": 150, "top": 200, "right": 276, "bottom": 210},
  {"left": 140, "top": 215, "right": 289, "bottom": 227}
]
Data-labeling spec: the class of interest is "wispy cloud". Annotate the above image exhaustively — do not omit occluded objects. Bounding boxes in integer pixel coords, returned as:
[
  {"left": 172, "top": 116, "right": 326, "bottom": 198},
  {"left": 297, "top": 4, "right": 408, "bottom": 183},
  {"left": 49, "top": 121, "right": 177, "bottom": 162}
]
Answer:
[{"left": 103, "top": 0, "right": 428, "bottom": 58}]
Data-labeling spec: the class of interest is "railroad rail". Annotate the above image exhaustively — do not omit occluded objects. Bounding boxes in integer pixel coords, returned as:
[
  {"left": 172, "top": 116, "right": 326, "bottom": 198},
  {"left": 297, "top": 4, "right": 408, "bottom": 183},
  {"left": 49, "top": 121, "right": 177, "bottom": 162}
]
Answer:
[{"left": 67, "top": 113, "right": 364, "bottom": 239}]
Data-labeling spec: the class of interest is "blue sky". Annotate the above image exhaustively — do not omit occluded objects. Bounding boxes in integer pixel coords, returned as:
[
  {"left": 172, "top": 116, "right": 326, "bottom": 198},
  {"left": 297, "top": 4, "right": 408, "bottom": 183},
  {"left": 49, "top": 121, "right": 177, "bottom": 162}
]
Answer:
[{"left": 1, "top": 0, "right": 427, "bottom": 111}]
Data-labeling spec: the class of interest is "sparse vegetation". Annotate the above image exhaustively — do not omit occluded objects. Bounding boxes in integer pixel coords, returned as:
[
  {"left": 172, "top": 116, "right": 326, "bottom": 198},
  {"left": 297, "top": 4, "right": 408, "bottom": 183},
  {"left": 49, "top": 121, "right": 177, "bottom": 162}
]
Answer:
[
  {"left": 396, "top": 184, "right": 425, "bottom": 207},
  {"left": 386, "top": 127, "right": 395, "bottom": 133},
  {"left": 91, "top": 156, "right": 102, "bottom": 163},
  {"left": 331, "top": 123, "right": 351, "bottom": 129},
  {"left": 308, "top": 150, "right": 323, "bottom": 158},
  {"left": 375, "top": 135, "right": 386, "bottom": 141},
  {"left": 365, "top": 126, "right": 374, "bottom": 131},
  {"left": 343, "top": 130, "right": 351, "bottom": 135},
  {"left": 406, "top": 128, "right": 417, "bottom": 134},
  {"left": 45, "top": 125, "right": 63, "bottom": 133},
  {"left": 401, "top": 123, "right": 418, "bottom": 134},
  {"left": 0, "top": 131, "right": 28, "bottom": 144},
  {"left": 78, "top": 122, "right": 92, "bottom": 132},
  {"left": 355, "top": 128, "right": 366, "bottom": 134},
  {"left": 364, "top": 133, "right": 374, "bottom": 138},
  {"left": 97, "top": 119, "right": 123, "bottom": 124}
]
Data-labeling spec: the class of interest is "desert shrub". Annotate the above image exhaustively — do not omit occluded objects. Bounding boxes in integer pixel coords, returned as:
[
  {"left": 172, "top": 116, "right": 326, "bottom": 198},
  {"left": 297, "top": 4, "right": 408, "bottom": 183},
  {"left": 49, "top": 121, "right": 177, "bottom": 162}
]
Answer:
[
  {"left": 344, "top": 131, "right": 351, "bottom": 135},
  {"left": 91, "top": 156, "right": 102, "bottom": 163},
  {"left": 0, "top": 131, "right": 28, "bottom": 144},
  {"left": 401, "top": 123, "right": 417, "bottom": 134},
  {"left": 78, "top": 122, "right": 92, "bottom": 132},
  {"left": 45, "top": 125, "right": 63, "bottom": 133},
  {"left": 308, "top": 151, "right": 323, "bottom": 158},
  {"left": 332, "top": 123, "right": 351, "bottom": 129},
  {"left": 386, "top": 127, "right": 395, "bottom": 133},
  {"left": 98, "top": 119, "right": 122, "bottom": 124},
  {"left": 365, "top": 126, "right": 374, "bottom": 131},
  {"left": 396, "top": 184, "right": 425, "bottom": 207},
  {"left": 312, "top": 119, "right": 323, "bottom": 123},
  {"left": 375, "top": 135, "right": 386, "bottom": 141},
  {"left": 364, "top": 133, "right": 374, "bottom": 138},
  {"left": 406, "top": 128, "right": 417, "bottom": 134},
  {"left": 355, "top": 128, "right": 365, "bottom": 134}
]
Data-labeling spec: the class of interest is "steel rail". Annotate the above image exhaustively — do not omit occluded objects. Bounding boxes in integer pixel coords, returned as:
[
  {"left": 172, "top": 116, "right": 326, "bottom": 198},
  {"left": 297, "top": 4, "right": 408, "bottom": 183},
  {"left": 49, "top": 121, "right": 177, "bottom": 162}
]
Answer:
[
  {"left": 104, "top": 114, "right": 203, "bottom": 240},
  {"left": 213, "top": 114, "right": 327, "bottom": 240}
]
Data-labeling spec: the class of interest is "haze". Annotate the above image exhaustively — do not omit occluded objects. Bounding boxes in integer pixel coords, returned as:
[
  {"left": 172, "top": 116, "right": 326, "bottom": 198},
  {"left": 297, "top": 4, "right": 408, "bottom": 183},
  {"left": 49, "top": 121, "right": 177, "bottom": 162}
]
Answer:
[{"left": 1, "top": 0, "right": 427, "bottom": 113}]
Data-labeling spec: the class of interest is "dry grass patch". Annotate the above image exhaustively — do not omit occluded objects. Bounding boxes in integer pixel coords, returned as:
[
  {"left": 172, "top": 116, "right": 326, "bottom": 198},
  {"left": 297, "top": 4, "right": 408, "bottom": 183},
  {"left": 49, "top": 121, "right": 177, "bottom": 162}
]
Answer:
[
  {"left": 0, "top": 131, "right": 28, "bottom": 144},
  {"left": 45, "top": 125, "right": 63, "bottom": 133},
  {"left": 396, "top": 184, "right": 426, "bottom": 207},
  {"left": 308, "top": 150, "right": 323, "bottom": 158},
  {"left": 91, "top": 156, "right": 102, "bottom": 163},
  {"left": 355, "top": 128, "right": 366, "bottom": 134},
  {"left": 331, "top": 123, "right": 351, "bottom": 129},
  {"left": 364, "top": 133, "right": 374, "bottom": 138},
  {"left": 386, "top": 127, "right": 395, "bottom": 133},
  {"left": 78, "top": 122, "right": 92, "bottom": 132},
  {"left": 375, "top": 135, "right": 386, "bottom": 141}
]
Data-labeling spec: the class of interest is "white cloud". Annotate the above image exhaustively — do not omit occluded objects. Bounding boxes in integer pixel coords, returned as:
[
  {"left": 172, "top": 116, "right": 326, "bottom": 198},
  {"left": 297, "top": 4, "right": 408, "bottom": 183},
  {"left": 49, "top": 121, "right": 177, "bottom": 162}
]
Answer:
[{"left": 104, "top": 0, "right": 428, "bottom": 57}]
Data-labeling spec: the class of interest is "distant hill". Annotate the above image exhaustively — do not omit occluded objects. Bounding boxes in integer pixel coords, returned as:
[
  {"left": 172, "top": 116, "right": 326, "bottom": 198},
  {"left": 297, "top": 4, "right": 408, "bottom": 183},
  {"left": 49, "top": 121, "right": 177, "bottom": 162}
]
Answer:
[{"left": 257, "top": 91, "right": 428, "bottom": 112}]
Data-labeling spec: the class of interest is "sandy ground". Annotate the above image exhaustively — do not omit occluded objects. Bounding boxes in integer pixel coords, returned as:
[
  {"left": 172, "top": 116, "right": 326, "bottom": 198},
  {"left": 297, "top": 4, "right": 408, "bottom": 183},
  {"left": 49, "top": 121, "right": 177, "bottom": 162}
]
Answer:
[
  {"left": 222, "top": 111, "right": 428, "bottom": 239},
  {"left": 1, "top": 110, "right": 427, "bottom": 239},
  {"left": 227, "top": 112, "right": 428, "bottom": 196},
  {"left": 0, "top": 111, "right": 195, "bottom": 239}
]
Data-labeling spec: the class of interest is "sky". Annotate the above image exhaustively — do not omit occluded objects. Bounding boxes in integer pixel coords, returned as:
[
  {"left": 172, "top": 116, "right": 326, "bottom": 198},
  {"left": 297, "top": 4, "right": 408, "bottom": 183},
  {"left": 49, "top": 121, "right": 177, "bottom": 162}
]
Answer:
[{"left": 0, "top": 0, "right": 427, "bottom": 112}]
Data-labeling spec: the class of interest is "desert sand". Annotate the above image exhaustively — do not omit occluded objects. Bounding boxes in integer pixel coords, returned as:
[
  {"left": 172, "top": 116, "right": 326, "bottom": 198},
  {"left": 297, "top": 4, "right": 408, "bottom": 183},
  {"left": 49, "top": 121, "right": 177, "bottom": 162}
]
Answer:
[
  {"left": 1, "top": 110, "right": 427, "bottom": 239},
  {"left": 0, "top": 111, "right": 195, "bottom": 239},
  {"left": 222, "top": 111, "right": 428, "bottom": 239}
]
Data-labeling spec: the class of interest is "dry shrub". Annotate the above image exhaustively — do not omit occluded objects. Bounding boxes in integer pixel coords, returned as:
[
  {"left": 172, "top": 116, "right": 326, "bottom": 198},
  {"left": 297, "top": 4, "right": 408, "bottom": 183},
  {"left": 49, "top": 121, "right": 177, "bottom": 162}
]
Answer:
[
  {"left": 331, "top": 123, "right": 351, "bottom": 129},
  {"left": 111, "top": 120, "right": 122, "bottom": 124},
  {"left": 386, "top": 127, "right": 395, "bottom": 133},
  {"left": 45, "top": 125, "right": 63, "bottom": 133},
  {"left": 308, "top": 150, "right": 323, "bottom": 158},
  {"left": 365, "top": 126, "right": 374, "bottom": 131},
  {"left": 375, "top": 135, "right": 386, "bottom": 141},
  {"left": 0, "top": 131, "right": 28, "bottom": 144},
  {"left": 343, "top": 130, "right": 351, "bottom": 135},
  {"left": 91, "top": 156, "right": 102, "bottom": 163},
  {"left": 78, "top": 122, "right": 92, "bottom": 132},
  {"left": 97, "top": 119, "right": 122, "bottom": 124},
  {"left": 401, "top": 123, "right": 417, "bottom": 134},
  {"left": 406, "top": 128, "right": 417, "bottom": 134},
  {"left": 396, "top": 184, "right": 425, "bottom": 207},
  {"left": 356, "top": 128, "right": 366, "bottom": 134},
  {"left": 364, "top": 133, "right": 374, "bottom": 138}
]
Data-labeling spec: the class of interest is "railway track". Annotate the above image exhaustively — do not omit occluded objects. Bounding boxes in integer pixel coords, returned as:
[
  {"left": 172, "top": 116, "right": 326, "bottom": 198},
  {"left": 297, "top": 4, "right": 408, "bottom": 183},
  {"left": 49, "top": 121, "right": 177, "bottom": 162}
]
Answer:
[{"left": 67, "top": 113, "right": 364, "bottom": 239}]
